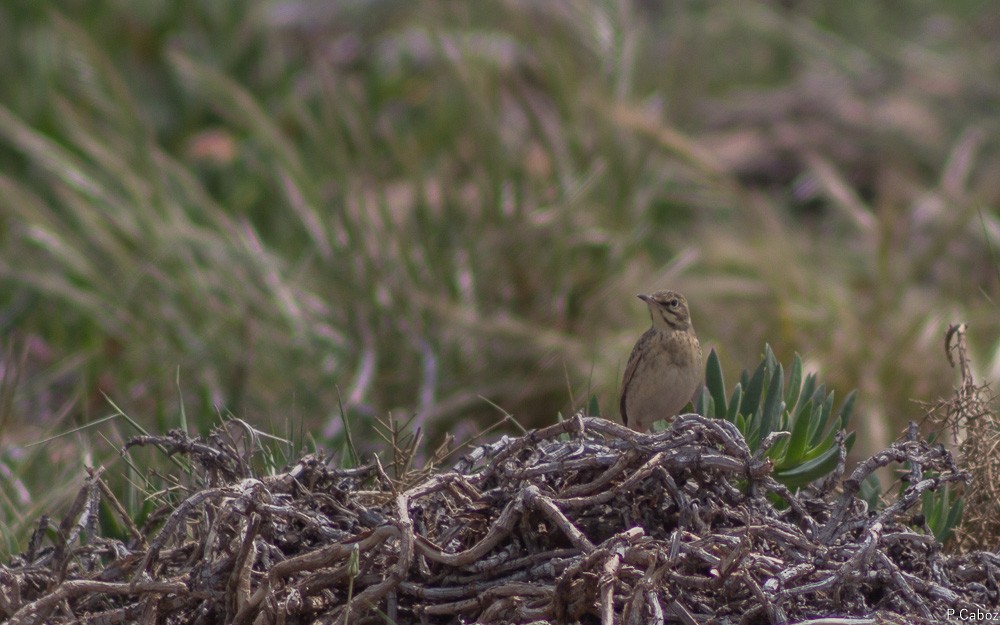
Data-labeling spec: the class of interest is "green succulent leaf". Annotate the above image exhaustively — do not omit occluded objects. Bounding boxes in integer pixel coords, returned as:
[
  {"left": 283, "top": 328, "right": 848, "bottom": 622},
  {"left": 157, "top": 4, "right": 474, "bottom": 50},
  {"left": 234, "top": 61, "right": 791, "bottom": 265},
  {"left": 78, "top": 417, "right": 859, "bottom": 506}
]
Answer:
[
  {"left": 742, "top": 360, "right": 767, "bottom": 417},
  {"left": 697, "top": 385, "right": 711, "bottom": 417},
  {"left": 775, "top": 431, "right": 854, "bottom": 488},
  {"left": 587, "top": 394, "right": 600, "bottom": 417},
  {"left": 705, "top": 348, "right": 726, "bottom": 416},
  {"left": 821, "top": 390, "right": 835, "bottom": 429},
  {"left": 796, "top": 372, "right": 817, "bottom": 417},
  {"left": 769, "top": 434, "right": 790, "bottom": 460},
  {"left": 759, "top": 363, "right": 784, "bottom": 441},
  {"left": 807, "top": 386, "right": 830, "bottom": 446},
  {"left": 785, "top": 353, "right": 802, "bottom": 409},
  {"left": 803, "top": 426, "right": 839, "bottom": 462},
  {"left": 922, "top": 487, "right": 940, "bottom": 519},
  {"left": 747, "top": 420, "right": 761, "bottom": 450},
  {"left": 837, "top": 389, "right": 857, "bottom": 428},
  {"left": 726, "top": 383, "right": 742, "bottom": 424},
  {"left": 803, "top": 393, "right": 822, "bottom": 445},
  {"left": 784, "top": 399, "right": 813, "bottom": 463},
  {"left": 859, "top": 474, "right": 882, "bottom": 510},
  {"left": 764, "top": 344, "right": 778, "bottom": 376},
  {"left": 701, "top": 393, "right": 714, "bottom": 420},
  {"left": 942, "top": 499, "right": 964, "bottom": 542},
  {"left": 922, "top": 485, "right": 964, "bottom": 543},
  {"left": 773, "top": 446, "right": 836, "bottom": 485}
]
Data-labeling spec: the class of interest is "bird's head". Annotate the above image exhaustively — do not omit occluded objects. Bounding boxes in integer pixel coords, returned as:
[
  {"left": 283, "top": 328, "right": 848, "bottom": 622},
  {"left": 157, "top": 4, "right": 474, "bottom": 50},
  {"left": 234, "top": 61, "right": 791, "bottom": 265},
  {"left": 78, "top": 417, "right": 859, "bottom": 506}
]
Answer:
[{"left": 638, "top": 290, "right": 692, "bottom": 331}]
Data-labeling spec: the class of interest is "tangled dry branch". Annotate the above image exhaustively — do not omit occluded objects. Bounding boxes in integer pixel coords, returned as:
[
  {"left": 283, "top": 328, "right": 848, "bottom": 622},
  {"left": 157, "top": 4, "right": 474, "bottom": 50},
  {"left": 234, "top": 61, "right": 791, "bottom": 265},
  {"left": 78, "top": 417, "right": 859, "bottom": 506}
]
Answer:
[{"left": 1, "top": 414, "right": 997, "bottom": 624}]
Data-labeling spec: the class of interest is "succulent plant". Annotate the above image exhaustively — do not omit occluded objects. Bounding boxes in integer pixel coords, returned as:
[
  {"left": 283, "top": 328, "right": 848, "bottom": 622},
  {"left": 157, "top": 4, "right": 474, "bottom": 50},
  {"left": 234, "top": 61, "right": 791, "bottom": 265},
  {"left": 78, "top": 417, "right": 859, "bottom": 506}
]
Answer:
[
  {"left": 698, "top": 345, "right": 856, "bottom": 490},
  {"left": 922, "top": 482, "right": 964, "bottom": 544}
]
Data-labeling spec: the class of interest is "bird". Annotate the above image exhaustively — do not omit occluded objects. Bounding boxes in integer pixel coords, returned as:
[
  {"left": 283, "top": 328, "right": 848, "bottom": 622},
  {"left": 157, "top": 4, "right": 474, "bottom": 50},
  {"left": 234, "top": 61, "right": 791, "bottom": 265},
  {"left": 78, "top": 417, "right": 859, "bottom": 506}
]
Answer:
[{"left": 620, "top": 290, "right": 703, "bottom": 432}]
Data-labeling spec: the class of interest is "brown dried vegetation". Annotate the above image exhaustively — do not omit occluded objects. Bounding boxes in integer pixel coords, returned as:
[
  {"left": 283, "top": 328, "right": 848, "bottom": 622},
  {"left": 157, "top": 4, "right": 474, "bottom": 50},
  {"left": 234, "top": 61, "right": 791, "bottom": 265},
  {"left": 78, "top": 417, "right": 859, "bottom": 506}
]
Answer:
[
  {"left": 927, "top": 324, "right": 1000, "bottom": 553},
  {"left": 1, "top": 413, "right": 998, "bottom": 624}
]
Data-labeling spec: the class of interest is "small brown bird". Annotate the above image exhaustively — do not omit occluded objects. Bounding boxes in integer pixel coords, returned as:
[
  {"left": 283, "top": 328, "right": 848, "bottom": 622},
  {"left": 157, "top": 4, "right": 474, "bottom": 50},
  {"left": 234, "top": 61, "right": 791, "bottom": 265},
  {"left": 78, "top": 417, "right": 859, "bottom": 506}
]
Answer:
[{"left": 620, "top": 290, "right": 703, "bottom": 432}]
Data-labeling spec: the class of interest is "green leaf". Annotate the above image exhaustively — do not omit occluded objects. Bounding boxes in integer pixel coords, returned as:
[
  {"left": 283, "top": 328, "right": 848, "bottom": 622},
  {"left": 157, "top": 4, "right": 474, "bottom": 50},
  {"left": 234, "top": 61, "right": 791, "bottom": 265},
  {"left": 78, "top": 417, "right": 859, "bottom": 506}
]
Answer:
[
  {"left": 837, "top": 389, "right": 857, "bottom": 429},
  {"left": 783, "top": 399, "right": 814, "bottom": 465},
  {"left": 774, "top": 445, "right": 838, "bottom": 487},
  {"left": 945, "top": 497, "right": 963, "bottom": 526},
  {"left": 759, "top": 363, "right": 784, "bottom": 441},
  {"left": 941, "top": 500, "right": 964, "bottom": 542},
  {"left": 795, "top": 372, "right": 817, "bottom": 417},
  {"left": 776, "top": 432, "right": 854, "bottom": 489},
  {"left": 747, "top": 418, "right": 761, "bottom": 450},
  {"left": 809, "top": 390, "right": 835, "bottom": 446},
  {"left": 586, "top": 394, "right": 600, "bottom": 417},
  {"left": 806, "top": 385, "right": 829, "bottom": 446},
  {"left": 821, "top": 390, "right": 835, "bottom": 426},
  {"left": 804, "top": 396, "right": 821, "bottom": 448},
  {"left": 702, "top": 393, "right": 715, "bottom": 420},
  {"left": 768, "top": 431, "right": 790, "bottom": 460},
  {"left": 785, "top": 353, "right": 802, "bottom": 409},
  {"left": 726, "top": 383, "right": 743, "bottom": 424},
  {"left": 922, "top": 488, "right": 940, "bottom": 520},
  {"left": 742, "top": 360, "right": 767, "bottom": 416},
  {"left": 859, "top": 474, "right": 882, "bottom": 510},
  {"left": 764, "top": 344, "right": 778, "bottom": 378},
  {"left": 803, "top": 423, "right": 836, "bottom": 462},
  {"left": 705, "top": 348, "right": 727, "bottom": 416}
]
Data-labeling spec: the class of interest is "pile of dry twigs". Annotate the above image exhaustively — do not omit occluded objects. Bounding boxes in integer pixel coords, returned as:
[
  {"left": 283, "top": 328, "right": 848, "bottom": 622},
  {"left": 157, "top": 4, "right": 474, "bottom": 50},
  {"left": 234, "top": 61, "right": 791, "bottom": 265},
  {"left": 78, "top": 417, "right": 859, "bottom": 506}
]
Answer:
[{"left": 1, "top": 413, "right": 998, "bottom": 624}]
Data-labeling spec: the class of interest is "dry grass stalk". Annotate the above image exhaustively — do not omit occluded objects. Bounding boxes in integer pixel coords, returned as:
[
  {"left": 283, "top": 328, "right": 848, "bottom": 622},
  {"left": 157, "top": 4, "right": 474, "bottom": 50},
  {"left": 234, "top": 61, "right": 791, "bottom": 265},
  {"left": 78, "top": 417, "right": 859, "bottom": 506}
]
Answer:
[{"left": 933, "top": 323, "right": 1000, "bottom": 551}]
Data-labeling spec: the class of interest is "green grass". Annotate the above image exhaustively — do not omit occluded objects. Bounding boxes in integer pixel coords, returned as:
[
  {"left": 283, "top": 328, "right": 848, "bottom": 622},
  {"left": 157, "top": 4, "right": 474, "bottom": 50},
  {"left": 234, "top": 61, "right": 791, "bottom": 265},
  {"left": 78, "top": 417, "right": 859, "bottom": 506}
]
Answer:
[{"left": 1, "top": 0, "right": 1000, "bottom": 555}]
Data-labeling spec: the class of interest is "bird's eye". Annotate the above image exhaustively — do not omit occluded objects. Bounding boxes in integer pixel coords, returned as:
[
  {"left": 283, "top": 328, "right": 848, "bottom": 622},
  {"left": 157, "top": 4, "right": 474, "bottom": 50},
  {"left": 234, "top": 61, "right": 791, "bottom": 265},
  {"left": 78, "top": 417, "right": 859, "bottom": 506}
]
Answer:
[{"left": 668, "top": 298, "right": 679, "bottom": 307}]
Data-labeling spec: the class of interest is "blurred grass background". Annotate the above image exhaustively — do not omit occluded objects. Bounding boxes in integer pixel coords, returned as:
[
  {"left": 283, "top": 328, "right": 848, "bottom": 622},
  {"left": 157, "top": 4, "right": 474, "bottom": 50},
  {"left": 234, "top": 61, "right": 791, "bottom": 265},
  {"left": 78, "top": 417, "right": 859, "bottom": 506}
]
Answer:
[{"left": 1, "top": 0, "right": 999, "bottom": 553}]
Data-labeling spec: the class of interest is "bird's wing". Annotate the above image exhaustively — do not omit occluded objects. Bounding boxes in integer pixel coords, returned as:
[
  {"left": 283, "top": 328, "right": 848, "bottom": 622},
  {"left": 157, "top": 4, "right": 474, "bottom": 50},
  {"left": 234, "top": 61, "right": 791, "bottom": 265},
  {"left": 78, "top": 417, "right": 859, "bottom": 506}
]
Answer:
[{"left": 619, "top": 329, "right": 653, "bottom": 428}]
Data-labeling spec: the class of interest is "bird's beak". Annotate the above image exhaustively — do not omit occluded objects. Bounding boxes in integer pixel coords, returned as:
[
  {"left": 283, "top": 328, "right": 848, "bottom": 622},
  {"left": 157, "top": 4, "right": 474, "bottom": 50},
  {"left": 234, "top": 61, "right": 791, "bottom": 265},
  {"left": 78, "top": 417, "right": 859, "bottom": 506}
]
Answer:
[{"left": 637, "top": 294, "right": 651, "bottom": 303}]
